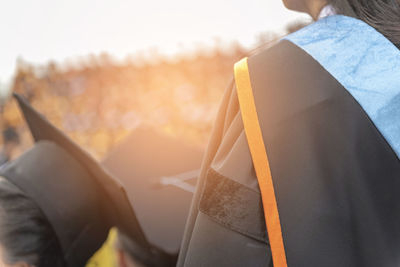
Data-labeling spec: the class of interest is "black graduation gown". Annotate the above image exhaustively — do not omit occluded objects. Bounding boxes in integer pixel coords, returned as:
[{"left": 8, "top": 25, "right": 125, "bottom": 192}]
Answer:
[{"left": 177, "top": 15, "right": 400, "bottom": 267}]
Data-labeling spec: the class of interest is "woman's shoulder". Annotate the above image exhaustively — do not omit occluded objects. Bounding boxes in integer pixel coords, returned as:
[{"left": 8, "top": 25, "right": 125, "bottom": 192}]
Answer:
[
  {"left": 251, "top": 14, "right": 397, "bottom": 71},
  {"left": 248, "top": 14, "right": 400, "bottom": 101}
]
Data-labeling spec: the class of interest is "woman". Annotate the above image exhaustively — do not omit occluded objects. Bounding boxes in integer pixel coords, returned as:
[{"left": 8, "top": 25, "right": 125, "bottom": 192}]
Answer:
[{"left": 178, "top": 0, "right": 400, "bottom": 266}]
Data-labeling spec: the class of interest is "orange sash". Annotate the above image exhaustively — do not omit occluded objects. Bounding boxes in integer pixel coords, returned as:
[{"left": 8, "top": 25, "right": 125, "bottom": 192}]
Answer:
[{"left": 234, "top": 58, "right": 288, "bottom": 267}]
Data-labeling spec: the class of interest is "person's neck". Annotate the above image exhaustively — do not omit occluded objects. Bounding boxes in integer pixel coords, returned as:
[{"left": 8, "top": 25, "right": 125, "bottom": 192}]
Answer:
[{"left": 306, "top": 1, "right": 328, "bottom": 20}]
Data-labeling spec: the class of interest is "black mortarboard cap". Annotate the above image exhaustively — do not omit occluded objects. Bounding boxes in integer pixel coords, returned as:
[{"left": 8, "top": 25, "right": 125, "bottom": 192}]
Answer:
[
  {"left": 0, "top": 94, "right": 170, "bottom": 266},
  {"left": 102, "top": 126, "right": 203, "bottom": 255}
]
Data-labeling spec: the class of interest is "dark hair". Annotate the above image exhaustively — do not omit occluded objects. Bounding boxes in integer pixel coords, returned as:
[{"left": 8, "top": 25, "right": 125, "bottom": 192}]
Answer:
[
  {"left": 0, "top": 177, "right": 65, "bottom": 267},
  {"left": 330, "top": 0, "right": 400, "bottom": 48}
]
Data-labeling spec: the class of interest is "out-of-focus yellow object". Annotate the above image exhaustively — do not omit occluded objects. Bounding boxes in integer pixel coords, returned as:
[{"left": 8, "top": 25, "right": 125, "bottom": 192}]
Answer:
[{"left": 86, "top": 228, "right": 117, "bottom": 267}]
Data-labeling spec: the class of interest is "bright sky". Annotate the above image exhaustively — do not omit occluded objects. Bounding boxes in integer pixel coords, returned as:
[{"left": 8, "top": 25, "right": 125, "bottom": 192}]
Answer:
[{"left": 0, "top": 0, "right": 309, "bottom": 83}]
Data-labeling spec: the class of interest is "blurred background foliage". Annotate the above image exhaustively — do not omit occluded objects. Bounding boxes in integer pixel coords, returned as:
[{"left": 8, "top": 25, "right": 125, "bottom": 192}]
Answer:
[{"left": 0, "top": 21, "right": 307, "bottom": 161}]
